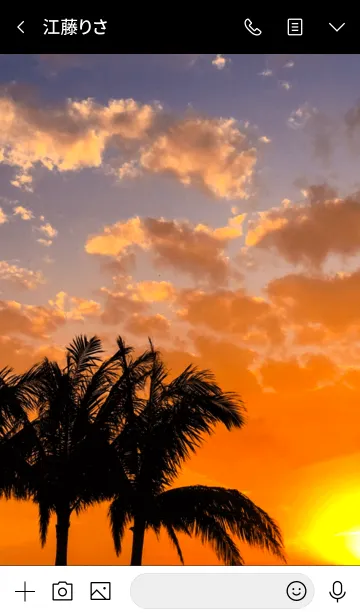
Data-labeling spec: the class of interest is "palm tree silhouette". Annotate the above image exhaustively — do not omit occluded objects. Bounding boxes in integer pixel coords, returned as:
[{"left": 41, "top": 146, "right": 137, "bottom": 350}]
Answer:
[
  {"left": 108, "top": 340, "right": 285, "bottom": 565},
  {"left": 0, "top": 335, "right": 285, "bottom": 566},
  {"left": 1, "top": 336, "right": 127, "bottom": 565},
  {"left": 0, "top": 366, "right": 40, "bottom": 499},
  {"left": 0, "top": 367, "right": 28, "bottom": 432}
]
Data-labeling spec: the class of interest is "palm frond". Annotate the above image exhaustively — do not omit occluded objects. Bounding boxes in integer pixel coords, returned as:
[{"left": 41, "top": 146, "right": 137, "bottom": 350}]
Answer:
[
  {"left": 38, "top": 500, "right": 51, "bottom": 547},
  {"left": 137, "top": 366, "right": 245, "bottom": 491},
  {"left": 108, "top": 497, "right": 133, "bottom": 555},
  {"left": 164, "top": 524, "right": 184, "bottom": 564},
  {"left": 99, "top": 351, "right": 154, "bottom": 426},
  {"left": 152, "top": 486, "right": 285, "bottom": 564},
  {"left": 146, "top": 345, "right": 168, "bottom": 407},
  {"left": 66, "top": 335, "right": 103, "bottom": 377},
  {"left": 199, "top": 518, "right": 243, "bottom": 565},
  {"left": 0, "top": 367, "right": 31, "bottom": 431},
  {"left": 72, "top": 355, "right": 121, "bottom": 439}
]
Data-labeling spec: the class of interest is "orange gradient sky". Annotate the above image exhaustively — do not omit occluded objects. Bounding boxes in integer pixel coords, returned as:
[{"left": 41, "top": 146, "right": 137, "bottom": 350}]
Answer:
[{"left": 2, "top": 53, "right": 360, "bottom": 565}]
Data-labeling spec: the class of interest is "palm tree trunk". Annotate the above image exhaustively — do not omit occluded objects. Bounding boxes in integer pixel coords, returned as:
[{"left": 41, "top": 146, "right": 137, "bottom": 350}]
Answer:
[
  {"left": 55, "top": 507, "right": 71, "bottom": 565},
  {"left": 130, "top": 515, "right": 146, "bottom": 565}
]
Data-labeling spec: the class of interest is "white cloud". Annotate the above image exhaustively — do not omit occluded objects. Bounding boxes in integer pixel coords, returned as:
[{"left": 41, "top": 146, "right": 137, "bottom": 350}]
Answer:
[
  {"left": 259, "top": 69, "right": 273, "bottom": 77},
  {"left": 287, "top": 104, "right": 317, "bottom": 129}
]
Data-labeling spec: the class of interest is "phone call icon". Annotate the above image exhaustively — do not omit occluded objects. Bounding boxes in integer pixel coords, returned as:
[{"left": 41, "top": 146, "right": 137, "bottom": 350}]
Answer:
[{"left": 244, "top": 19, "right": 262, "bottom": 36}]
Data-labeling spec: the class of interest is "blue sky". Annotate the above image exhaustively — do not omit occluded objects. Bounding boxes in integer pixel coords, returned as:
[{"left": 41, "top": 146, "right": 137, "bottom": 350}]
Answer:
[{"left": 1, "top": 53, "right": 360, "bottom": 346}]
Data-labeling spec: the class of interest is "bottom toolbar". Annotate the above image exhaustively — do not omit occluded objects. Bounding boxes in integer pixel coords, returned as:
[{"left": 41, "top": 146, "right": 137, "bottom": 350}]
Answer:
[{"left": 3, "top": 566, "right": 360, "bottom": 613}]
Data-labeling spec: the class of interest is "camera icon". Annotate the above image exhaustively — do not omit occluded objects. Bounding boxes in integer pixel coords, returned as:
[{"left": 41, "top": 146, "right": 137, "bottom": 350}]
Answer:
[{"left": 52, "top": 581, "right": 73, "bottom": 601}]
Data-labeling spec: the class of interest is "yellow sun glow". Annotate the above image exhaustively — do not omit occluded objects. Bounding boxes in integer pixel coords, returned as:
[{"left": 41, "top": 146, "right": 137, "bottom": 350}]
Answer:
[{"left": 302, "top": 489, "right": 360, "bottom": 564}]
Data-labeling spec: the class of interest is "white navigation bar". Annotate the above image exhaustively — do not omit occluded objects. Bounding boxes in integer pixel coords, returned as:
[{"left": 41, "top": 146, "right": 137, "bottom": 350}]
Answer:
[{"left": 1, "top": 565, "right": 360, "bottom": 614}]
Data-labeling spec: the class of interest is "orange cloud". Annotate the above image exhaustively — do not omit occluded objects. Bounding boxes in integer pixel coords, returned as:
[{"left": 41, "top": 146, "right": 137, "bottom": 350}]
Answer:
[
  {"left": 260, "top": 354, "right": 338, "bottom": 392},
  {"left": 0, "top": 300, "right": 65, "bottom": 339},
  {"left": 126, "top": 280, "right": 175, "bottom": 303},
  {"left": 0, "top": 335, "right": 64, "bottom": 372},
  {"left": 0, "top": 261, "right": 45, "bottom": 290},
  {"left": 246, "top": 185, "right": 360, "bottom": 267},
  {"left": 85, "top": 216, "right": 147, "bottom": 257},
  {"left": 37, "top": 239, "right": 53, "bottom": 247},
  {"left": 140, "top": 117, "right": 256, "bottom": 199},
  {"left": 177, "top": 288, "right": 284, "bottom": 345},
  {"left": 143, "top": 218, "right": 233, "bottom": 283},
  {"left": 196, "top": 213, "right": 247, "bottom": 240},
  {"left": 341, "top": 369, "right": 360, "bottom": 390},
  {"left": 100, "top": 287, "right": 148, "bottom": 326},
  {"left": 125, "top": 313, "right": 170, "bottom": 337},
  {"left": 267, "top": 269, "right": 360, "bottom": 334},
  {"left": 86, "top": 216, "right": 242, "bottom": 284},
  {"left": 100, "top": 252, "right": 137, "bottom": 276},
  {"left": 70, "top": 297, "right": 101, "bottom": 319},
  {"left": 13, "top": 205, "right": 33, "bottom": 220},
  {"left": 0, "top": 90, "right": 257, "bottom": 198},
  {"left": 0, "top": 92, "right": 160, "bottom": 189},
  {"left": 163, "top": 335, "right": 261, "bottom": 396},
  {"left": 97, "top": 275, "right": 177, "bottom": 327},
  {"left": 0, "top": 290, "right": 102, "bottom": 339},
  {"left": 211, "top": 54, "right": 230, "bottom": 70},
  {"left": 0, "top": 207, "right": 8, "bottom": 224},
  {"left": 39, "top": 222, "right": 57, "bottom": 238},
  {"left": 48, "top": 291, "right": 101, "bottom": 321},
  {"left": 293, "top": 324, "right": 328, "bottom": 346}
]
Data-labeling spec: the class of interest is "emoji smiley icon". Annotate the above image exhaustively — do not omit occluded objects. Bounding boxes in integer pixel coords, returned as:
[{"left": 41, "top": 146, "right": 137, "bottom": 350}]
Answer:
[{"left": 286, "top": 581, "right": 307, "bottom": 601}]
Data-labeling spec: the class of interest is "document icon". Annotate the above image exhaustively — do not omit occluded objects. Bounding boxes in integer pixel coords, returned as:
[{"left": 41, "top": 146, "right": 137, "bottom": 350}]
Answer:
[
  {"left": 90, "top": 582, "right": 111, "bottom": 600},
  {"left": 287, "top": 18, "right": 303, "bottom": 36}
]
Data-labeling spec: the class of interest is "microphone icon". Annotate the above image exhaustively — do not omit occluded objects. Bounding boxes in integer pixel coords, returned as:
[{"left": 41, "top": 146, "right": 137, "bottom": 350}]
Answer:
[{"left": 330, "top": 581, "right": 346, "bottom": 602}]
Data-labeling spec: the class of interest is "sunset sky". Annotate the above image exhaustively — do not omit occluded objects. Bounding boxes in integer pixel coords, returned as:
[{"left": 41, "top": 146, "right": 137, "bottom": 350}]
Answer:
[{"left": 2, "top": 53, "right": 360, "bottom": 566}]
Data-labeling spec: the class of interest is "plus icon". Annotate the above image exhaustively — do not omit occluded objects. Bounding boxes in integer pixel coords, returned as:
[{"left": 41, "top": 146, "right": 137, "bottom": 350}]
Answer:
[{"left": 15, "top": 581, "right": 36, "bottom": 602}]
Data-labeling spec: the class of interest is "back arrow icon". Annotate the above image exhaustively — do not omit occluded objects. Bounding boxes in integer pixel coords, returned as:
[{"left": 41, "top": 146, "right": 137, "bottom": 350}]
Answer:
[
  {"left": 329, "top": 22, "right": 345, "bottom": 32},
  {"left": 17, "top": 21, "right": 24, "bottom": 33}
]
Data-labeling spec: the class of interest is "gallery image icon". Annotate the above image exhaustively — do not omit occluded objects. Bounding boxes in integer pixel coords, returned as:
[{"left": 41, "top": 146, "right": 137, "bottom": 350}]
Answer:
[{"left": 90, "top": 582, "right": 111, "bottom": 600}]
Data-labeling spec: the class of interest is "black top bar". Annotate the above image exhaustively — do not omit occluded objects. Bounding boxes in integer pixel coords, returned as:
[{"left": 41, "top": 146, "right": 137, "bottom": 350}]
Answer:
[{"left": 3, "top": 15, "right": 358, "bottom": 52}]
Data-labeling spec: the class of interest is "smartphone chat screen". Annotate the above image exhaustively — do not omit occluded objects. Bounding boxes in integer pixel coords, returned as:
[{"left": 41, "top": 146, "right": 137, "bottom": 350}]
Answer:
[{"left": 0, "top": 15, "right": 358, "bottom": 614}]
